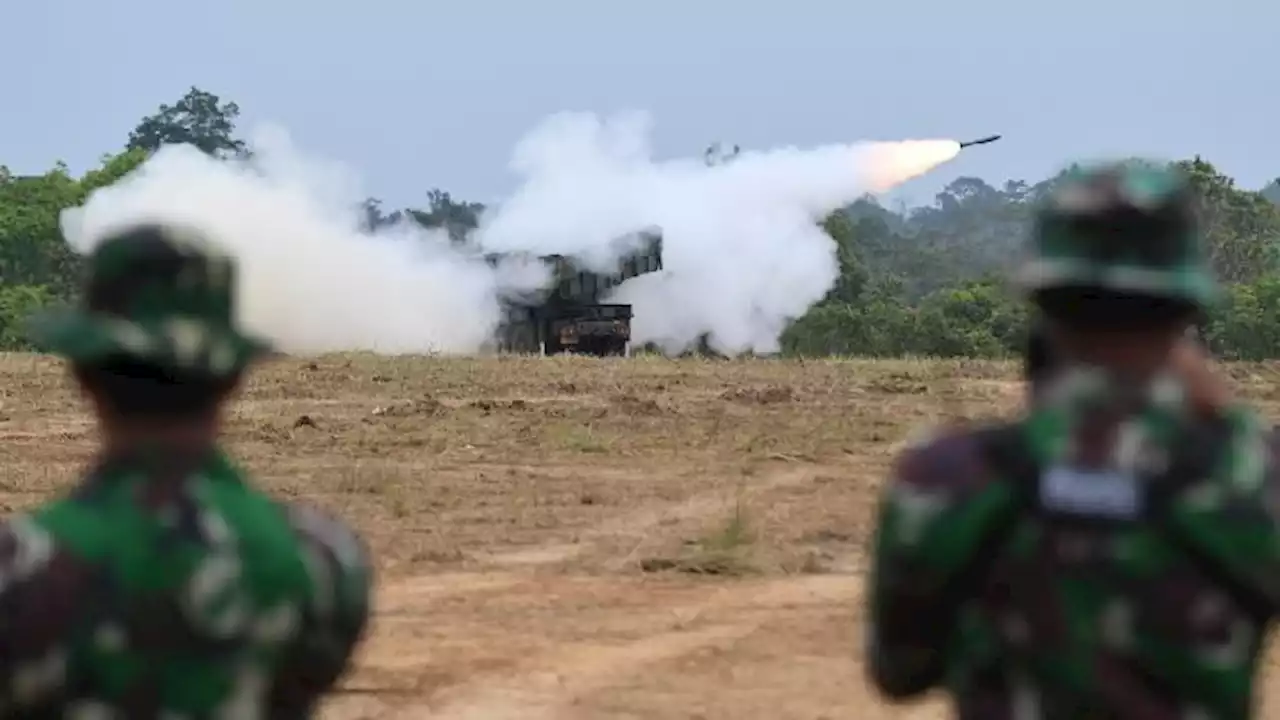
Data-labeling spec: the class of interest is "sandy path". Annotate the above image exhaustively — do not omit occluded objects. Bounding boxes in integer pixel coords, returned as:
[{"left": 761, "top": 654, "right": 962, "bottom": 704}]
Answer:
[{"left": 320, "top": 466, "right": 910, "bottom": 719}]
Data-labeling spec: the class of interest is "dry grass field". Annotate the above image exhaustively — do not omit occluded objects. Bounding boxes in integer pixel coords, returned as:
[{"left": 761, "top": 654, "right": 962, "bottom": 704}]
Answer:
[{"left": 6, "top": 353, "right": 1280, "bottom": 718}]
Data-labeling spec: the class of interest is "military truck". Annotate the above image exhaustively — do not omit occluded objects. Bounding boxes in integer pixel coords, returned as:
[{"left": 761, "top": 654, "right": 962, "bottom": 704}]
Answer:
[{"left": 485, "top": 229, "right": 663, "bottom": 356}]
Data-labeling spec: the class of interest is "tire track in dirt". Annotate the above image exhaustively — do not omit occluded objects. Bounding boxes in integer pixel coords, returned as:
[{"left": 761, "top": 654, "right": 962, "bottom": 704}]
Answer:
[{"left": 354, "top": 575, "right": 858, "bottom": 719}]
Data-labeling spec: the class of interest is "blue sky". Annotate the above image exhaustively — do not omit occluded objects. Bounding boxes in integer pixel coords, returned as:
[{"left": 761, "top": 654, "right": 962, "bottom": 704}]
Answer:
[{"left": 4, "top": 0, "right": 1269, "bottom": 209}]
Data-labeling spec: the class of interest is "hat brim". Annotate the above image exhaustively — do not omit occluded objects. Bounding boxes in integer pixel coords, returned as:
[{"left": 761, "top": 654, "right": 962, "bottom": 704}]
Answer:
[
  {"left": 1013, "top": 258, "right": 1218, "bottom": 308},
  {"left": 26, "top": 310, "right": 271, "bottom": 377}
]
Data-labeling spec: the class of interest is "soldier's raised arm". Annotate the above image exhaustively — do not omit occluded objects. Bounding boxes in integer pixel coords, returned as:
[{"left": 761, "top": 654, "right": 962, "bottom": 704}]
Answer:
[{"left": 269, "top": 502, "right": 375, "bottom": 717}]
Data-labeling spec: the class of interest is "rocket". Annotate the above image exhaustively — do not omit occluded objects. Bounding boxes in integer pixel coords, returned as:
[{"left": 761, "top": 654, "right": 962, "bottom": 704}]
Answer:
[{"left": 959, "top": 135, "right": 1002, "bottom": 149}]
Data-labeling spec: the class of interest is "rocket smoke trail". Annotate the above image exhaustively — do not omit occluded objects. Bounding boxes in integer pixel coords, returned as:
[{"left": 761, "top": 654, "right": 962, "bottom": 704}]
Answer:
[{"left": 59, "top": 111, "right": 964, "bottom": 356}]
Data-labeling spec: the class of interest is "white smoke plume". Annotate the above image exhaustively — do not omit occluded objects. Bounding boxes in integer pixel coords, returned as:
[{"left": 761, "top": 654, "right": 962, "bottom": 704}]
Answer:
[
  {"left": 60, "top": 129, "right": 524, "bottom": 355},
  {"left": 60, "top": 111, "right": 961, "bottom": 356},
  {"left": 478, "top": 112, "right": 960, "bottom": 353}
]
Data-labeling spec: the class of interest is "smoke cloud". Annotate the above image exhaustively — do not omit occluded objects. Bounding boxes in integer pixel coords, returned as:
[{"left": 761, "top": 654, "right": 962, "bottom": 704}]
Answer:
[{"left": 59, "top": 111, "right": 961, "bottom": 356}]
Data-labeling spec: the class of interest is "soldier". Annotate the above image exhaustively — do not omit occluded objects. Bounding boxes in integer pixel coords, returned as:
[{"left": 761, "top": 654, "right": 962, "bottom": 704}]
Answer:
[
  {"left": 864, "top": 161, "right": 1280, "bottom": 718},
  {"left": 0, "top": 223, "right": 373, "bottom": 716},
  {"left": 1022, "top": 318, "right": 1053, "bottom": 401}
]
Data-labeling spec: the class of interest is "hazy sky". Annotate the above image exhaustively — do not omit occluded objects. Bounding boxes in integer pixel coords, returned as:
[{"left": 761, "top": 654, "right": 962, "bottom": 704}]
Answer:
[{"left": 4, "top": 0, "right": 1268, "bottom": 209}]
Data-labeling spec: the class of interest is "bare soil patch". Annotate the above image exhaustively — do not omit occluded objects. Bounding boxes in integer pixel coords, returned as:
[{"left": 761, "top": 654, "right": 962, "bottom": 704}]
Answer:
[{"left": 4, "top": 353, "right": 1280, "bottom": 718}]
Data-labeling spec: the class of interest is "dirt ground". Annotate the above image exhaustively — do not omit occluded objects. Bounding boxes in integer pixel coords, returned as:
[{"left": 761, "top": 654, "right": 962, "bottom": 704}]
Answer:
[{"left": 5, "top": 353, "right": 1280, "bottom": 718}]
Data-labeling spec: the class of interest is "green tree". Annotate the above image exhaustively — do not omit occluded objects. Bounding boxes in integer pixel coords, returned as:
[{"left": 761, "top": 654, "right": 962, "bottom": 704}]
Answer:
[
  {"left": 1262, "top": 179, "right": 1280, "bottom": 206},
  {"left": 819, "top": 211, "right": 871, "bottom": 304},
  {"left": 1176, "top": 157, "right": 1280, "bottom": 283},
  {"left": 126, "top": 87, "right": 248, "bottom": 158},
  {"left": 0, "top": 149, "right": 148, "bottom": 302},
  {"left": 0, "top": 164, "right": 84, "bottom": 293},
  {"left": 80, "top": 148, "right": 148, "bottom": 193},
  {"left": 1203, "top": 274, "right": 1280, "bottom": 360},
  {"left": 405, "top": 189, "right": 485, "bottom": 244},
  {"left": 0, "top": 285, "right": 59, "bottom": 350},
  {"left": 912, "top": 279, "right": 1025, "bottom": 357}
]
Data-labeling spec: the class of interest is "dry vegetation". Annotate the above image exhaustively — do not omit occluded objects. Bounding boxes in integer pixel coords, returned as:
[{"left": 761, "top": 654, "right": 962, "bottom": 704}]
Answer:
[{"left": 6, "top": 353, "right": 1280, "bottom": 718}]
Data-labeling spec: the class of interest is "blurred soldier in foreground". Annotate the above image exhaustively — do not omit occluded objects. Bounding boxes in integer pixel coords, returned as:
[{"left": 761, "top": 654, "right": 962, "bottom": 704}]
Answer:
[
  {"left": 1022, "top": 319, "right": 1054, "bottom": 401},
  {"left": 0, "top": 224, "right": 372, "bottom": 716},
  {"left": 865, "top": 161, "right": 1280, "bottom": 719}
]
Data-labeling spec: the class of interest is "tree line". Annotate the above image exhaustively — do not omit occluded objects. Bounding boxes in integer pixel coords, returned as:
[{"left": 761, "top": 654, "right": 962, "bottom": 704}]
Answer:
[{"left": 4, "top": 87, "right": 1280, "bottom": 359}]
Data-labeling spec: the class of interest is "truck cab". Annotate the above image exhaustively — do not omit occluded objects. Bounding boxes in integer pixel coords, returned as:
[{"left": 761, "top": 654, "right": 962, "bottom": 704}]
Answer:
[{"left": 489, "top": 230, "right": 664, "bottom": 356}]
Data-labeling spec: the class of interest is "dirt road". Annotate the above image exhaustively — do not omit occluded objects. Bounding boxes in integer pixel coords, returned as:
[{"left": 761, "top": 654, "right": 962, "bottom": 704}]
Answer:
[{"left": 323, "top": 463, "right": 885, "bottom": 720}]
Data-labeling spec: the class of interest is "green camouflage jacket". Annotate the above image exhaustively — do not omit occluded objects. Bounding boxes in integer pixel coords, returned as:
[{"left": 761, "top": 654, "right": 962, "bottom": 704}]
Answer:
[
  {"left": 865, "top": 368, "right": 1280, "bottom": 719},
  {"left": 0, "top": 446, "right": 372, "bottom": 718}
]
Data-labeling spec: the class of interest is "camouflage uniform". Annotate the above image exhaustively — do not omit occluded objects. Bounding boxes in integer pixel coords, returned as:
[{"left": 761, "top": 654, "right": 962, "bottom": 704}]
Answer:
[
  {"left": 865, "top": 163, "right": 1280, "bottom": 719},
  {"left": 0, "top": 225, "right": 374, "bottom": 717},
  {"left": 1023, "top": 319, "right": 1053, "bottom": 399}
]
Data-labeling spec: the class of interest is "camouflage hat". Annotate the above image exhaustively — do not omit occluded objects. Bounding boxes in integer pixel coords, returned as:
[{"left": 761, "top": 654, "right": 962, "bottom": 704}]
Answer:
[
  {"left": 26, "top": 223, "right": 271, "bottom": 376},
  {"left": 1013, "top": 160, "right": 1216, "bottom": 311}
]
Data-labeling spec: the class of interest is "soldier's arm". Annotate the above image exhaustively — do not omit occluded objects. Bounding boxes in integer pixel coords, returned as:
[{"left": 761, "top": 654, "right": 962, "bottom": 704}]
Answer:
[
  {"left": 0, "top": 513, "right": 92, "bottom": 712},
  {"left": 1162, "top": 410, "right": 1280, "bottom": 623},
  {"left": 1219, "top": 414, "right": 1280, "bottom": 614},
  {"left": 1170, "top": 337, "right": 1232, "bottom": 418},
  {"left": 269, "top": 502, "right": 374, "bottom": 718},
  {"left": 864, "top": 427, "right": 1010, "bottom": 700}
]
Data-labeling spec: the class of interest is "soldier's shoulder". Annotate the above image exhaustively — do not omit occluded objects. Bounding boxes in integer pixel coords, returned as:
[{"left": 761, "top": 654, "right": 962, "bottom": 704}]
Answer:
[
  {"left": 22, "top": 491, "right": 115, "bottom": 556},
  {"left": 1213, "top": 404, "right": 1276, "bottom": 460},
  {"left": 1222, "top": 404, "right": 1280, "bottom": 449},
  {"left": 0, "top": 509, "right": 96, "bottom": 600},
  {"left": 0, "top": 511, "right": 59, "bottom": 563},
  {"left": 279, "top": 500, "right": 366, "bottom": 547},
  {"left": 278, "top": 500, "right": 371, "bottom": 575},
  {"left": 890, "top": 422, "right": 1004, "bottom": 493},
  {"left": 1184, "top": 405, "right": 1280, "bottom": 511},
  {"left": 1219, "top": 402, "right": 1268, "bottom": 430}
]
